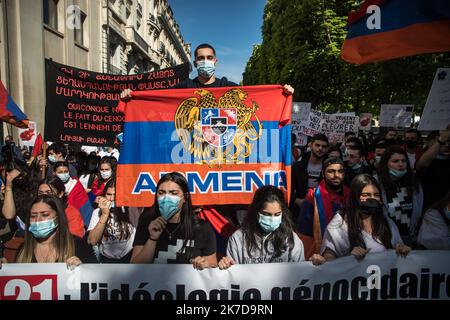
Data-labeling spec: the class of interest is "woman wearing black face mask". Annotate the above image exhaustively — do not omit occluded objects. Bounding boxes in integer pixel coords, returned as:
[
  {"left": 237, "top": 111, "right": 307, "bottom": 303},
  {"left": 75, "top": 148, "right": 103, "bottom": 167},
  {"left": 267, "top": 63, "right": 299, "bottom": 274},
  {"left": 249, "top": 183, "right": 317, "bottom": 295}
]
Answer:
[{"left": 310, "top": 174, "right": 410, "bottom": 265}]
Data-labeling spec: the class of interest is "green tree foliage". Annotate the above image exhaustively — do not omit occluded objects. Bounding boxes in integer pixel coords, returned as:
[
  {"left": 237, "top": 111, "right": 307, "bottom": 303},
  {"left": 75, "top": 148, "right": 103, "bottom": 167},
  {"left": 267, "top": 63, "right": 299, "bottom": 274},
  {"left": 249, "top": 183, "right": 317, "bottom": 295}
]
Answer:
[{"left": 243, "top": 0, "right": 450, "bottom": 115}]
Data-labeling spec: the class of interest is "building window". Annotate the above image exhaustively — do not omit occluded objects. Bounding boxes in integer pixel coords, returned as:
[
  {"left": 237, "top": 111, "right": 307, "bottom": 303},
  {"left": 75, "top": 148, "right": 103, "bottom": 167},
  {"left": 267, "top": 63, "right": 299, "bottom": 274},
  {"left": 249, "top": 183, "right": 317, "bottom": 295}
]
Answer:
[
  {"left": 109, "top": 43, "right": 122, "bottom": 74},
  {"left": 43, "top": 0, "right": 59, "bottom": 30},
  {"left": 74, "top": 11, "right": 87, "bottom": 45}
]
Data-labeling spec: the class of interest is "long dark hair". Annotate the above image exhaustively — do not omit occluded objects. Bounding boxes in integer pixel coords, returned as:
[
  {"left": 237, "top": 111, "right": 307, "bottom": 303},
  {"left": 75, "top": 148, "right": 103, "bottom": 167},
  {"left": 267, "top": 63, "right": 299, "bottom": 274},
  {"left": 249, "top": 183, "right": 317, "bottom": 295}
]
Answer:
[
  {"left": 96, "top": 156, "right": 116, "bottom": 183},
  {"left": 242, "top": 185, "right": 296, "bottom": 259},
  {"left": 39, "top": 175, "right": 68, "bottom": 206},
  {"left": 16, "top": 195, "right": 75, "bottom": 263},
  {"left": 378, "top": 146, "right": 419, "bottom": 198},
  {"left": 151, "top": 172, "right": 199, "bottom": 257},
  {"left": 344, "top": 174, "right": 393, "bottom": 251},
  {"left": 99, "top": 179, "right": 132, "bottom": 240},
  {"left": 53, "top": 161, "right": 70, "bottom": 173},
  {"left": 5, "top": 159, "right": 37, "bottom": 222}
]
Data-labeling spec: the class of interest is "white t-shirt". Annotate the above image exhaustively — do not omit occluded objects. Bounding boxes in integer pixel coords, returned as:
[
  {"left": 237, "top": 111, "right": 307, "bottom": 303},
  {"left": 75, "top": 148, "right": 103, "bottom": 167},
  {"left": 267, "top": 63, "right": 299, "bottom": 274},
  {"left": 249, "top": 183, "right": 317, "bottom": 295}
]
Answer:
[
  {"left": 406, "top": 151, "right": 416, "bottom": 169},
  {"left": 417, "top": 209, "right": 450, "bottom": 250},
  {"left": 320, "top": 213, "right": 403, "bottom": 257},
  {"left": 307, "top": 161, "right": 322, "bottom": 189},
  {"left": 88, "top": 208, "right": 136, "bottom": 259}
]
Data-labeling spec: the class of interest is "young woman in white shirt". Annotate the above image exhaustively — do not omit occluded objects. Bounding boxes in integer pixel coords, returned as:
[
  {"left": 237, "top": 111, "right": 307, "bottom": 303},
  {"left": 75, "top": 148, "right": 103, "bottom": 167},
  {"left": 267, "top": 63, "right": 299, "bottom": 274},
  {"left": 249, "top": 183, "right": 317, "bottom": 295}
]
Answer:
[{"left": 310, "top": 174, "right": 410, "bottom": 265}]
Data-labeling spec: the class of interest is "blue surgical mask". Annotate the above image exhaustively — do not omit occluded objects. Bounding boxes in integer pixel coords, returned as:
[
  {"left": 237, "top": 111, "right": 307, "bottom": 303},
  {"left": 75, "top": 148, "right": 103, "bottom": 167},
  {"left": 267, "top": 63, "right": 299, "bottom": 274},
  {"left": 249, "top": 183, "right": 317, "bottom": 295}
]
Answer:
[
  {"left": 29, "top": 218, "right": 58, "bottom": 239},
  {"left": 258, "top": 213, "right": 282, "bottom": 233},
  {"left": 48, "top": 155, "right": 58, "bottom": 163},
  {"left": 110, "top": 201, "right": 115, "bottom": 209},
  {"left": 389, "top": 168, "right": 407, "bottom": 178},
  {"left": 351, "top": 162, "right": 362, "bottom": 170},
  {"left": 158, "top": 194, "right": 182, "bottom": 220},
  {"left": 57, "top": 173, "right": 70, "bottom": 183},
  {"left": 196, "top": 60, "right": 215, "bottom": 78}
]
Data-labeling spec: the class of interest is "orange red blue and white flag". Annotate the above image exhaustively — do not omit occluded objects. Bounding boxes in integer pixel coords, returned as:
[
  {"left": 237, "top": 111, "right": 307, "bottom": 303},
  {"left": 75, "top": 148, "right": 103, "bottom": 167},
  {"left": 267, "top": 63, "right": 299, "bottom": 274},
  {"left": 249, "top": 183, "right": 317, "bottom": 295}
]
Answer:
[
  {"left": 0, "top": 80, "right": 28, "bottom": 128},
  {"left": 341, "top": 0, "right": 450, "bottom": 64},
  {"left": 116, "top": 85, "right": 292, "bottom": 207}
]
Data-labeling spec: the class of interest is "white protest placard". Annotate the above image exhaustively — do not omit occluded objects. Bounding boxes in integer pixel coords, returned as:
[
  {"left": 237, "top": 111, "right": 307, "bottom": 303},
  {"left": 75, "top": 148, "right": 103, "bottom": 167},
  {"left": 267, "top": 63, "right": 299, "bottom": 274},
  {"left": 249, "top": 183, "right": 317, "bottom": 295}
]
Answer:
[
  {"left": 300, "top": 109, "right": 322, "bottom": 136},
  {"left": 292, "top": 102, "right": 312, "bottom": 146},
  {"left": 291, "top": 110, "right": 301, "bottom": 137},
  {"left": 321, "top": 113, "right": 360, "bottom": 143},
  {"left": 359, "top": 113, "right": 372, "bottom": 131},
  {"left": 294, "top": 102, "right": 311, "bottom": 122},
  {"left": 18, "top": 121, "right": 37, "bottom": 147},
  {"left": 379, "top": 105, "right": 414, "bottom": 128},
  {"left": 291, "top": 112, "right": 308, "bottom": 146},
  {"left": 334, "top": 112, "right": 355, "bottom": 116},
  {"left": 418, "top": 68, "right": 450, "bottom": 131}
]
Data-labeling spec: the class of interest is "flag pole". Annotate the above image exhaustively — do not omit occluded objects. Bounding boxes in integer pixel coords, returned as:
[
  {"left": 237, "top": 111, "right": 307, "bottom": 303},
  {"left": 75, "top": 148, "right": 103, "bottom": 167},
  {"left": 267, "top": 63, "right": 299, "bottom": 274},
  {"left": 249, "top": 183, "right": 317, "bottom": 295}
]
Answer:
[{"left": 41, "top": 142, "right": 48, "bottom": 179}]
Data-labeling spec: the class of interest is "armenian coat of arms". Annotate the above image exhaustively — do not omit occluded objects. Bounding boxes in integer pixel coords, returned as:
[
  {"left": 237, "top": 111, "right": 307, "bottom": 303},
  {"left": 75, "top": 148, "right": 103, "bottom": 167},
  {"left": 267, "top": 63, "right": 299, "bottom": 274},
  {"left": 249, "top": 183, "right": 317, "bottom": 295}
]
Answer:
[{"left": 174, "top": 88, "right": 262, "bottom": 165}]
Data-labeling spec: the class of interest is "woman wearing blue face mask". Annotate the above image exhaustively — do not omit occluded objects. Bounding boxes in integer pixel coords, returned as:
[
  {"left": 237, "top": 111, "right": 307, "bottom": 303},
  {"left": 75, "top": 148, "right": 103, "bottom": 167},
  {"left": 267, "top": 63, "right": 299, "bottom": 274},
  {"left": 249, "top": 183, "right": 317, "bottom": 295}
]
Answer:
[
  {"left": 87, "top": 180, "right": 135, "bottom": 263},
  {"left": 418, "top": 191, "right": 450, "bottom": 250},
  {"left": 376, "top": 146, "right": 423, "bottom": 247},
  {"left": 218, "top": 186, "right": 304, "bottom": 270},
  {"left": 14, "top": 195, "right": 96, "bottom": 266},
  {"left": 38, "top": 176, "right": 85, "bottom": 239},
  {"left": 130, "top": 172, "right": 217, "bottom": 269}
]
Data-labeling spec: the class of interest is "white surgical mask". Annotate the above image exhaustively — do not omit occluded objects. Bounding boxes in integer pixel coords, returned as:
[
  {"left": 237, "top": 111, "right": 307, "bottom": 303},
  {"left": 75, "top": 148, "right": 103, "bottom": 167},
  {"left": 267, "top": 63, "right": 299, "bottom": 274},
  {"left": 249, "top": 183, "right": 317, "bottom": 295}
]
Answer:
[
  {"left": 57, "top": 173, "right": 70, "bottom": 183},
  {"left": 48, "top": 155, "right": 58, "bottom": 163},
  {"left": 101, "top": 170, "right": 112, "bottom": 180}
]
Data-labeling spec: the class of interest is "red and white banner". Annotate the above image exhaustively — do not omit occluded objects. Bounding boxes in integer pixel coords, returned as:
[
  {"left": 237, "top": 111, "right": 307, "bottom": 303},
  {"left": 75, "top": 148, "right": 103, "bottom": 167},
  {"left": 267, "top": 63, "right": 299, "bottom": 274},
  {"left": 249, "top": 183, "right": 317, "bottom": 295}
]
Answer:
[{"left": 1, "top": 251, "right": 449, "bottom": 300}]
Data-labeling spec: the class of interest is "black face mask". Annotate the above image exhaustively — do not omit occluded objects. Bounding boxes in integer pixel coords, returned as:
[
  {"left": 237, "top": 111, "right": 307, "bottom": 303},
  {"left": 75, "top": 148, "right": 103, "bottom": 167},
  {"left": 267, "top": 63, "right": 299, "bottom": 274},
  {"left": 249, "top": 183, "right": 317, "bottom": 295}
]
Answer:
[
  {"left": 360, "top": 198, "right": 382, "bottom": 216},
  {"left": 405, "top": 140, "right": 417, "bottom": 149}
]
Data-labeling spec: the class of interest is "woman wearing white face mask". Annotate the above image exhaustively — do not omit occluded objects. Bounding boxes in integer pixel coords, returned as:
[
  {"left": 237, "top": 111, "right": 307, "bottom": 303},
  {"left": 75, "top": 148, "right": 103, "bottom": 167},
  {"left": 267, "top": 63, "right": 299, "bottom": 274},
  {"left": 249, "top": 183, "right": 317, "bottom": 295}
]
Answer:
[
  {"left": 91, "top": 156, "right": 116, "bottom": 204},
  {"left": 53, "top": 161, "right": 94, "bottom": 229},
  {"left": 218, "top": 186, "right": 304, "bottom": 270},
  {"left": 130, "top": 172, "right": 217, "bottom": 270}
]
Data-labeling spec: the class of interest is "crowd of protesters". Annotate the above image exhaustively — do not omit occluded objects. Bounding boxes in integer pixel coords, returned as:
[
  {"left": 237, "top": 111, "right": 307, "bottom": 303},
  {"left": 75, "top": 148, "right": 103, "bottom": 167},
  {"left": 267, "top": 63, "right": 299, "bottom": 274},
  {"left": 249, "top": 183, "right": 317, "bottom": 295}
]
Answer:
[
  {"left": 0, "top": 123, "right": 448, "bottom": 271},
  {"left": 0, "top": 42, "right": 448, "bottom": 271}
]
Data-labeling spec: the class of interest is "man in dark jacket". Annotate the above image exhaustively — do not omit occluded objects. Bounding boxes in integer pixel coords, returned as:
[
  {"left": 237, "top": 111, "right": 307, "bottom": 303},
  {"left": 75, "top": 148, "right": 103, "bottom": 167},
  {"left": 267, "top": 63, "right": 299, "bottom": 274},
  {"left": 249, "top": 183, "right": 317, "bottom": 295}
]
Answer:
[{"left": 290, "top": 133, "right": 329, "bottom": 220}]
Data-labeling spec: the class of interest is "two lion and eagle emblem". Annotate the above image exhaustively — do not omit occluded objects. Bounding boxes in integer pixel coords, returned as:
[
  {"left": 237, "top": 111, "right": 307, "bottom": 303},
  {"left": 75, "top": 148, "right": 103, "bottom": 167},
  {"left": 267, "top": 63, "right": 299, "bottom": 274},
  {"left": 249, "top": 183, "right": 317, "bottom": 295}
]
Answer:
[{"left": 174, "top": 88, "right": 263, "bottom": 166}]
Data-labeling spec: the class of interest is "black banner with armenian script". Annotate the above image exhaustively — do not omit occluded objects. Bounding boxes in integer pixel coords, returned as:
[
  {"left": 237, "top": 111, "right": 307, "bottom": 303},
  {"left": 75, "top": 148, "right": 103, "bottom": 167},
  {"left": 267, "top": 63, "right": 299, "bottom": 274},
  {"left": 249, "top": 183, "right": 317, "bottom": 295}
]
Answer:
[{"left": 44, "top": 59, "right": 189, "bottom": 146}]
